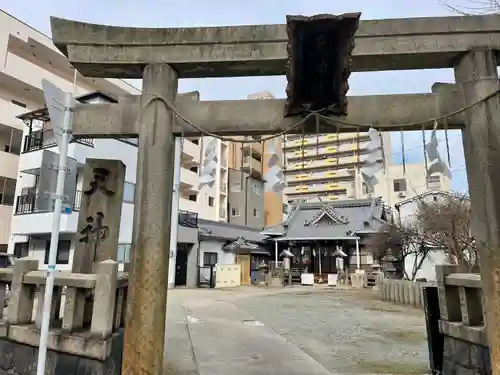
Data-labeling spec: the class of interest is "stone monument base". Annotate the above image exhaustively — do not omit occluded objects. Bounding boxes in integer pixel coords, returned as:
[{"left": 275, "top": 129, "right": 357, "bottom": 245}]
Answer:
[
  {"left": 0, "top": 328, "right": 124, "bottom": 375},
  {"left": 351, "top": 271, "right": 366, "bottom": 289}
]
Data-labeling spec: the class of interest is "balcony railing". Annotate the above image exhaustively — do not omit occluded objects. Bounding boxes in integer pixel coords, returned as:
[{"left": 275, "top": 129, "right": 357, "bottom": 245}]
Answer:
[
  {"left": 23, "top": 129, "right": 94, "bottom": 153},
  {"left": 14, "top": 190, "right": 83, "bottom": 215},
  {"left": 178, "top": 210, "right": 198, "bottom": 228}
]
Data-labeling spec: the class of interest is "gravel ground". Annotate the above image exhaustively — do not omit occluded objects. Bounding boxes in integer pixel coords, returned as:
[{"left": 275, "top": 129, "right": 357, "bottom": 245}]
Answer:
[
  {"left": 164, "top": 286, "right": 430, "bottom": 375},
  {"left": 231, "top": 288, "right": 430, "bottom": 375}
]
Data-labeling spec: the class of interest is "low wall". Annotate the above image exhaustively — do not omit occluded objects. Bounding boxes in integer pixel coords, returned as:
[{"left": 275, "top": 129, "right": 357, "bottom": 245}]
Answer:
[
  {"left": 379, "top": 278, "right": 434, "bottom": 308},
  {"left": 436, "top": 264, "right": 491, "bottom": 375},
  {"left": 0, "top": 329, "right": 124, "bottom": 375},
  {"left": 0, "top": 258, "right": 128, "bottom": 375}
]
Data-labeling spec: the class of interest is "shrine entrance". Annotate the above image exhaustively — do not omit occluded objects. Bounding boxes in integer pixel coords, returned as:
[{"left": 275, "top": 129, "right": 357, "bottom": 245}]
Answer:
[{"left": 49, "top": 12, "right": 500, "bottom": 375}]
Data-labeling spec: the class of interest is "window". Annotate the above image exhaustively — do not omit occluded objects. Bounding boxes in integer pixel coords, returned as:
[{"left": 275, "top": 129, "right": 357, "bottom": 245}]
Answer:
[
  {"left": 123, "top": 182, "right": 135, "bottom": 203},
  {"left": 0, "top": 244, "right": 7, "bottom": 254},
  {"left": 427, "top": 175, "right": 441, "bottom": 189},
  {"left": 188, "top": 194, "right": 197, "bottom": 202},
  {"left": 231, "top": 206, "right": 240, "bottom": 216},
  {"left": 190, "top": 166, "right": 198, "bottom": 173},
  {"left": 117, "top": 243, "right": 131, "bottom": 263},
  {"left": 230, "top": 182, "right": 242, "bottom": 192},
  {"left": 44, "top": 240, "right": 71, "bottom": 264},
  {"left": 253, "top": 208, "right": 261, "bottom": 218},
  {"left": 13, "top": 242, "right": 29, "bottom": 258},
  {"left": 393, "top": 179, "right": 407, "bottom": 192},
  {"left": 208, "top": 196, "right": 215, "bottom": 207},
  {"left": 203, "top": 252, "right": 218, "bottom": 266},
  {"left": 252, "top": 183, "right": 262, "bottom": 195}
]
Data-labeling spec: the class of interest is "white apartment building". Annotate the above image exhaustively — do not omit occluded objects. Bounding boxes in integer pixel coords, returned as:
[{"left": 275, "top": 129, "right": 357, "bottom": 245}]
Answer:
[
  {"left": 0, "top": 10, "right": 142, "bottom": 252},
  {"left": 371, "top": 163, "right": 451, "bottom": 209},
  {"left": 0, "top": 11, "right": 228, "bottom": 281}
]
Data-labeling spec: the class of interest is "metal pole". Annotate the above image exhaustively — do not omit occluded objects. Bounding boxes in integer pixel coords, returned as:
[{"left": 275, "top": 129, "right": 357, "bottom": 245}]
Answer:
[
  {"left": 36, "top": 92, "right": 72, "bottom": 375},
  {"left": 274, "top": 240, "right": 278, "bottom": 263},
  {"left": 355, "top": 238, "right": 360, "bottom": 271},
  {"left": 168, "top": 136, "right": 183, "bottom": 287}
]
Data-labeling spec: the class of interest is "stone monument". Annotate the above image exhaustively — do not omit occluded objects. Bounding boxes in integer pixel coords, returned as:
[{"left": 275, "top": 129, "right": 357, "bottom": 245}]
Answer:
[{"left": 0, "top": 159, "right": 127, "bottom": 375}]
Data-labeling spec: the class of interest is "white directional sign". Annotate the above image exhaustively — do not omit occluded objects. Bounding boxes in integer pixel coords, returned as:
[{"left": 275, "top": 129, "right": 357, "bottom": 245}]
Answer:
[{"left": 42, "top": 79, "right": 74, "bottom": 150}]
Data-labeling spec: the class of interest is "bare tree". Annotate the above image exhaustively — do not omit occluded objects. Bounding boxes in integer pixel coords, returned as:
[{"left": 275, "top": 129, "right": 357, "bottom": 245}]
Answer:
[
  {"left": 438, "top": 0, "right": 500, "bottom": 14},
  {"left": 365, "top": 222, "right": 432, "bottom": 280},
  {"left": 415, "top": 192, "right": 479, "bottom": 272}
]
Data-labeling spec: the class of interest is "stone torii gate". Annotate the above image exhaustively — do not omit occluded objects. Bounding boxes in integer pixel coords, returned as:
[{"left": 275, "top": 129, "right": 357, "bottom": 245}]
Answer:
[{"left": 50, "top": 13, "right": 500, "bottom": 375}]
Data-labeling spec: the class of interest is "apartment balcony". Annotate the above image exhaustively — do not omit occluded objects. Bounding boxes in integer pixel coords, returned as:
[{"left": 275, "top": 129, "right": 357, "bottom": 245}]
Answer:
[
  {"left": 0, "top": 99, "right": 27, "bottom": 130},
  {"left": 285, "top": 155, "right": 361, "bottom": 173},
  {"left": 179, "top": 197, "right": 199, "bottom": 213},
  {"left": 4, "top": 52, "right": 77, "bottom": 96},
  {"left": 287, "top": 194, "right": 346, "bottom": 204},
  {"left": 0, "top": 70, "right": 44, "bottom": 107},
  {"left": 10, "top": 190, "right": 82, "bottom": 235},
  {"left": 286, "top": 142, "right": 367, "bottom": 162},
  {"left": 178, "top": 210, "right": 198, "bottom": 228},
  {"left": 241, "top": 156, "right": 262, "bottom": 179},
  {"left": 14, "top": 190, "right": 82, "bottom": 215},
  {"left": 181, "top": 139, "right": 200, "bottom": 165},
  {"left": 284, "top": 133, "right": 370, "bottom": 150},
  {"left": 286, "top": 169, "right": 353, "bottom": 185},
  {"left": 219, "top": 207, "right": 227, "bottom": 220},
  {"left": 241, "top": 140, "right": 263, "bottom": 160},
  {"left": 180, "top": 168, "right": 199, "bottom": 193},
  {"left": 22, "top": 129, "right": 94, "bottom": 154},
  {"left": 285, "top": 182, "right": 347, "bottom": 197}
]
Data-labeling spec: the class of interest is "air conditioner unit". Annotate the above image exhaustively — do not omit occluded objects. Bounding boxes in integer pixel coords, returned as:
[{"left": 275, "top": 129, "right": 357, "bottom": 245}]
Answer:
[{"left": 398, "top": 191, "right": 406, "bottom": 198}]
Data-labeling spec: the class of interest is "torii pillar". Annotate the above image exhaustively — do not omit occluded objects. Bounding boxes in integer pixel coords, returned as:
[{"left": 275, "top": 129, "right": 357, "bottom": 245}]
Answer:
[
  {"left": 122, "top": 64, "right": 177, "bottom": 374},
  {"left": 455, "top": 48, "right": 500, "bottom": 375}
]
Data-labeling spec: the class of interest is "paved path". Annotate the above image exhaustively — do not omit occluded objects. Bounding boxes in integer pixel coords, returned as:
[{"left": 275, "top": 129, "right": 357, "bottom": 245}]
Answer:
[{"left": 163, "top": 286, "right": 430, "bottom": 375}]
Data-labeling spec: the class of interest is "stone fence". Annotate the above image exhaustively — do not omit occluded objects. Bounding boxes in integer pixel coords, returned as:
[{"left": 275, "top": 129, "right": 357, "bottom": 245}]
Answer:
[
  {"left": 379, "top": 278, "right": 435, "bottom": 309},
  {"left": 436, "top": 264, "right": 491, "bottom": 374},
  {"left": 0, "top": 258, "right": 128, "bottom": 375}
]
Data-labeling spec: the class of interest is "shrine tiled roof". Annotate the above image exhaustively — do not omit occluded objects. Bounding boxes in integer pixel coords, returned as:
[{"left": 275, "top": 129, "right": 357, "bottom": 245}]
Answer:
[
  {"left": 262, "top": 198, "right": 388, "bottom": 241},
  {"left": 198, "top": 219, "right": 266, "bottom": 243}
]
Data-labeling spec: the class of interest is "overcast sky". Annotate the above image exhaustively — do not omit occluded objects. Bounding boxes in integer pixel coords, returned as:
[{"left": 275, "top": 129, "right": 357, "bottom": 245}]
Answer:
[{"left": 2, "top": 0, "right": 478, "bottom": 192}]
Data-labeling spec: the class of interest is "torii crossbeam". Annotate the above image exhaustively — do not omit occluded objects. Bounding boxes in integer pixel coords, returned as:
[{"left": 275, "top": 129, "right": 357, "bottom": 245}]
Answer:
[{"left": 51, "top": 14, "right": 500, "bottom": 375}]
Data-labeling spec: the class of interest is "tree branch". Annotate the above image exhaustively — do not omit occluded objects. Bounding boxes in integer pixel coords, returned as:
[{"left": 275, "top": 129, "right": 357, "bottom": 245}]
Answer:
[{"left": 438, "top": 0, "right": 500, "bottom": 14}]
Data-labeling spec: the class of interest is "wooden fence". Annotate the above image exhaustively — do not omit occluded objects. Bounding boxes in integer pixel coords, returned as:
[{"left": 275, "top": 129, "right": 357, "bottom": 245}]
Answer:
[{"left": 379, "top": 278, "right": 436, "bottom": 308}]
